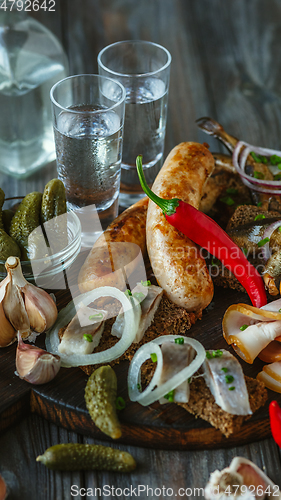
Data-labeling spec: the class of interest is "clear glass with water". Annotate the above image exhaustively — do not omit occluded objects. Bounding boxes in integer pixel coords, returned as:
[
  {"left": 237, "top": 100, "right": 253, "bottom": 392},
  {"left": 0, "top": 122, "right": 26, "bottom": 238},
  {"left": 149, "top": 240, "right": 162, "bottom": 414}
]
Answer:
[
  {"left": 98, "top": 41, "right": 171, "bottom": 207},
  {"left": 51, "top": 75, "right": 126, "bottom": 247},
  {"left": 0, "top": 11, "right": 68, "bottom": 178}
]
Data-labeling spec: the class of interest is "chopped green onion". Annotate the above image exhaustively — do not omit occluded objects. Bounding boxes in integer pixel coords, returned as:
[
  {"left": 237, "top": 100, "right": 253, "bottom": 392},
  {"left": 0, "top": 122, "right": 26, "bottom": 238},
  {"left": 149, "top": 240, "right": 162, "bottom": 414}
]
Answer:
[
  {"left": 124, "top": 289, "right": 132, "bottom": 297},
  {"left": 251, "top": 152, "right": 262, "bottom": 163},
  {"left": 116, "top": 396, "right": 126, "bottom": 410},
  {"left": 229, "top": 386, "right": 236, "bottom": 391},
  {"left": 240, "top": 324, "right": 248, "bottom": 331},
  {"left": 221, "top": 367, "right": 228, "bottom": 373},
  {"left": 133, "top": 292, "right": 145, "bottom": 302},
  {"left": 254, "top": 214, "right": 265, "bottom": 221},
  {"left": 257, "top": 237, "right": 270, "bottom": 247},
  {"left": 137, "top": 383, "right": 141, "bottom": 391},
  {"left": 175, "top": 337, "right": 184, "bottom": 345},
  {"left": 187, "top": 377, "right": 191, "bottom": 383},
  {"left": 278, "top": 163, "right": 281, "bottom": 170},
  {"left": 150, "top": 353, "right": 157, "bottom": 362},
  {"left": 270, "top": 154, "right": 281, "bottom": 165},
  {"left": 253, "top": 171, "right": 264, "bottom": 179},
  {"left": 206, "top": 351, "right": 212, "bottom": 359},
  {"left": 257, "top": 201, "right": 262, "bottom": 207},
  {"left": 242, "top": 248, "right": 248, "bottom": 256},
  {"left": 83, "top": 334, "right": 93, "bottom": 342},
  {"left": 226, "top": 188, "right": 238, "bottom": 195},
  {"left": 225, "top": 374, "right": 234, "bottom": 384},
  {"left": 164, "top": 390, "right": 174, "bottom": 403},
  {"left": 88, "top": 312, "right": 103, "bottom": 321},
  {"left": 141, "top": 280, "right": 151, "bottom": 286},
  {"left": 279, "top": 227, "right": 281, "bottom": 233},
  {"left": 220, "top": 196, "right": 235, "bottom": 206},
  {"left": 213, "top": 349, "right": 223, "bottom": 358},
  {"left": 279, "top": 309, "right": 281, "bottom": 313}
]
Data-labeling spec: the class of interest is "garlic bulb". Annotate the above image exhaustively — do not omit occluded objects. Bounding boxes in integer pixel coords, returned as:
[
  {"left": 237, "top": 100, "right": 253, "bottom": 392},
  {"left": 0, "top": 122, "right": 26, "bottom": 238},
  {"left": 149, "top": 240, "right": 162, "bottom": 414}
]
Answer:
[
  {"left": 0, "top": 256, "right": 57, "bottom": 347},
  {"left": 16, "top": 332, "right": 61, "bottom": 384}
]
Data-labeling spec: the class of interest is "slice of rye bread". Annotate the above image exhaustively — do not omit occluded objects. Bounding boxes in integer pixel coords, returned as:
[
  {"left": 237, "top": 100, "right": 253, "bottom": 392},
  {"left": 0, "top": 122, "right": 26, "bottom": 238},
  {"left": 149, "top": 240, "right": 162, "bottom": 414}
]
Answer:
[
  {"left": 58, "top": 294, "right": 201, "bottom": 376},
  {"left": 212, "top": 205, "right": 281, "bottom": 293},
  {"left": 140, "top": 359, "right": 267, "bottom": 438}
]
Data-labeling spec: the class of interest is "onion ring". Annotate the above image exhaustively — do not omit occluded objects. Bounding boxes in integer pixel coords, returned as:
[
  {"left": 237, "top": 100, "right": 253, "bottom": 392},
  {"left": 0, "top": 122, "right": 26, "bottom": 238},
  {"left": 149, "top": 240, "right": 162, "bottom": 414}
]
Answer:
[
  {"left": 232, "top": 141, "right": 281, "bottom": 195},
  {"left": 45, "top": 286, "right": 141, "bottom": 367},
  {"left": 128, "top": 335, "right": 205, "bottom": 406}
]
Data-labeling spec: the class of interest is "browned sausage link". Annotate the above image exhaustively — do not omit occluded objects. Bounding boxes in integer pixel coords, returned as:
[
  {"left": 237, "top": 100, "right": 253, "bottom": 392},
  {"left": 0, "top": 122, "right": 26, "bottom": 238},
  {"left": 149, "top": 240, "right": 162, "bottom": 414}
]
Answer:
[
  {"left": 78, "top": 197, "right": 148, "bottom": 293},
  {"left": 146, "top": 142, "right": 214, "bottom": 312}
]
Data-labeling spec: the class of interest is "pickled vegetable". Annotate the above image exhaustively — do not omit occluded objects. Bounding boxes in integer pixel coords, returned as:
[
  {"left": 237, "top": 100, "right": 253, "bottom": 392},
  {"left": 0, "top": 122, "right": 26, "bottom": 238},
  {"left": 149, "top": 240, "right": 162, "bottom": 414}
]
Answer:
[
  {"left": 36, "top": 443, "right": 136, "bottom": 472},
  {"left": 41, "top": 179, "right": 67, "bottom": 223},
  {"left": 85, "top": 365, "right": 122, "bottom": 439},
  {"left": 9, "top": 192, "right": 42, "bottom": 261},
  {"left": 2, "top": 209, "right": 14, "bottom": 234}
]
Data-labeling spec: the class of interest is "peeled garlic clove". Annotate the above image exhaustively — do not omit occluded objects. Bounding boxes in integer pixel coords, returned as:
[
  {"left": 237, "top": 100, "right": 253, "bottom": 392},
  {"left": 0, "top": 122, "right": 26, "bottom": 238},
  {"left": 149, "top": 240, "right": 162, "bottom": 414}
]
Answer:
[
  {"left": 16, "top": 333, "right": 61, "bottom": 385},
  {"left": 0, "top": 301, "right": 16, "bottom": 347},
  {"left": 24, "top": 285, "right": 57, "bottom": 333}
]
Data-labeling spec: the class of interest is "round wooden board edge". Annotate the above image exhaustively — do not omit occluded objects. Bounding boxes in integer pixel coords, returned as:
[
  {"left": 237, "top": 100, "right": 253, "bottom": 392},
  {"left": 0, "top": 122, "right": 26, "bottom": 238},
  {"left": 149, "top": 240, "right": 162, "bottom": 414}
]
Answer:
[{"left": 30, "top": 389, "right": 272, "bottom": 451}]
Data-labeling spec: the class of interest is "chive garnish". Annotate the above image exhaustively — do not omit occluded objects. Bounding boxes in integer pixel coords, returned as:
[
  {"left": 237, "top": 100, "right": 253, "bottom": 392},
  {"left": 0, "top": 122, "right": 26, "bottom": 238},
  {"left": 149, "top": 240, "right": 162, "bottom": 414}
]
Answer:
[
  {"left": 89, "top": 312, "right": 103, "bottom": 321},
  {"left": 257, "top": 201, "right": 262, "bottom": 207},
  {"left": 220, "top": 196, "right": 235, "bottom": 206},
  {"left": 141, "top": 280, "right": 151, "bottom": 286},
  {"left": 240, "top": 324, "right": 248, "bottom": 331},
  {"left": 258, "top": 237, "right": 270, "bottom": 247},
  {"left": 253, "top": 171, "right": 264, "bottom": 179},
  {"left": 251, "top": 152, "right": 268, "bottom": 164},
  {"left": 116, "top": 396, "right": 126, "bottom": 410},
  {"left": 221, "top": 367, "right": 228, "bottom": 373},
  {"left": 225, "top": 375, "right": 234, "bottom": 384},
  {"left": 229, "top": 386, "right": 236, "bottom": 391},
  {"left": 164, "top": 390, "right": 174, "bottom": 403},
  {"left": 254, "top": 214, "right": 265, "bottom": 221},
  {"left": 188, "top": 377, "right": 191, "bottom": 383},
  {"left": 226, "top": 188, "right": 238, "bottom": 195},
  {"left": 124, "top": 289, "right": 132, "bottom": 297},
  {"left": 206, "top": 351, "right": 212, "bottom": 359},
  {"left": 175, "top": 337, "right": 184, "bottom": 345},
  {"left": 150, "top": 353, "right": 157, "bottom": 362},
  {"left": 206, "top": 350, "right": 223, "bottom": 359},
  {"left": 270, "top": 154, "right": 281, "bottom": 165},
  {"left": 133, "top": 292, "right": 145, "bottom": 302},
  {"left": 137, "top": 383, "right": 141, "bottom": 391},
  {"left": 83, "top": 334, "right": 93, "bottom": 342}
]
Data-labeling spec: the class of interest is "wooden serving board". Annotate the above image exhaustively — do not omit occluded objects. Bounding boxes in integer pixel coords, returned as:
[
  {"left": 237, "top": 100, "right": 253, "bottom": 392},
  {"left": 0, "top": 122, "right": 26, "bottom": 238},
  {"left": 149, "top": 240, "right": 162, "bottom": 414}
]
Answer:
[{"left": 0, "top": 251, "right": 279, "bottom": 451}]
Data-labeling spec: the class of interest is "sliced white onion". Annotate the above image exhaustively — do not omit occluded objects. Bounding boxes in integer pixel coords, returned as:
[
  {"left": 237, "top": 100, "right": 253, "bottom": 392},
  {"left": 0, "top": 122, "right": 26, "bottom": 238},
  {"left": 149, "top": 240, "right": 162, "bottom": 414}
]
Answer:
[
  {"left": 45, "top": 286, "right": 141, "bottom": 367},
  {"left": 232, "top": 141, "right": 281, "bottom": 194},
  {"left": 261, "top": 220, "right": 281, "bottom": 262},
  {"left": 128, "top": 335, "right": 206, "bottom": 406}
]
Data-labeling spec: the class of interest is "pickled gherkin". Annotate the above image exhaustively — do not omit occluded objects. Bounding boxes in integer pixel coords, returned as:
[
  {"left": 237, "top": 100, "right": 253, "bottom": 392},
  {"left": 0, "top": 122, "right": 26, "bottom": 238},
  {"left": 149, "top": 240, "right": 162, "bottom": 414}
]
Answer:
[
  {"left": 85, "top": 366, "right": 122, "bottom": 439},
  {"left": 0, "top": 187, "right": 21, "bottom": 260},
  {"left": 36, "top": 443, "right": 136, "bottom": 472},
  {"left": 41, "top": 179, "right": 67, "bottom": 223},
  {"left": 9, "top": 192, "right": 42, "bottom": 261}
]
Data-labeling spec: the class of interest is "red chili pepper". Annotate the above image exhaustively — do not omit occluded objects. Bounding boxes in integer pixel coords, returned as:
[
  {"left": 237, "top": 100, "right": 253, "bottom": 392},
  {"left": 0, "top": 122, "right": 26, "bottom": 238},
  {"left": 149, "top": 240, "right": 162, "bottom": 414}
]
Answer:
[
  {"left": 136, "top": 155, "right": 267, "bottom": 308},
  {"left": 269, "top": 400, "right": 281, "bottom": 447}
]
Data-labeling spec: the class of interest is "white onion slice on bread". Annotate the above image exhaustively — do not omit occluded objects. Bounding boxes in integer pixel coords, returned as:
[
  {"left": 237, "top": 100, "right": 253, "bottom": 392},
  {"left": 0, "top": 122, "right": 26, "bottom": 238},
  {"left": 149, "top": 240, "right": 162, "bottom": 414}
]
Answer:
[
  {"left": 128, "top": 335, "right": 205, "bottom": 406},
  {"left": 46, "top": 286, "right": 141, "bottom": 367}
]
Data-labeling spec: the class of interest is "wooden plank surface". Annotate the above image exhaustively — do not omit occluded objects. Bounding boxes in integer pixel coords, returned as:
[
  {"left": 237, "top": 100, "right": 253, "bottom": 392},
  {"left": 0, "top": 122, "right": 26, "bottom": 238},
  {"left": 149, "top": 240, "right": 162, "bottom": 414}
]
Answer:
[{"left": 1, "top": 0, "right": 281, "bottom": 498}]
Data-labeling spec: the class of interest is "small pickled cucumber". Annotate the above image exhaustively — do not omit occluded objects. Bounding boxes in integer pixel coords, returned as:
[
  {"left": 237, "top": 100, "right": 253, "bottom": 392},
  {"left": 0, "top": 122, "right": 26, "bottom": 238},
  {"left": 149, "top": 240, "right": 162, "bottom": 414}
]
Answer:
[
  {"left": 2, "top": 209, "right": 14, "bottom": 234},
  {"left": 9, "top": 192, "right": 42, "bottom": 261},
  {"left": 0, "top": 229, "right": 21, "bottom": 260},
  {"left": 36, "top": 443, "right": 136, "bottom": 472},
  {"left": 85, "top": 365, "right": 122, "bottom": 439},
  {"left": 0, "top": 188, "right": 4, "bottom": 230},
  {"left": 41, "top": 179, "right": 67, "bottom": 223}
]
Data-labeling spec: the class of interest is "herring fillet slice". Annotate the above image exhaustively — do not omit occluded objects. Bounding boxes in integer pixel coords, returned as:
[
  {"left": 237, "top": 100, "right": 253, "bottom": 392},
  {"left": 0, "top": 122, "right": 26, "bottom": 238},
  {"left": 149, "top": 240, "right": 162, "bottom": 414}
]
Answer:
[
  {"left": 158, "top": 342, "right": 195, "bottom": 403},
  {"left": 204, "top": 350, "right": 252, "bottom": 415}
]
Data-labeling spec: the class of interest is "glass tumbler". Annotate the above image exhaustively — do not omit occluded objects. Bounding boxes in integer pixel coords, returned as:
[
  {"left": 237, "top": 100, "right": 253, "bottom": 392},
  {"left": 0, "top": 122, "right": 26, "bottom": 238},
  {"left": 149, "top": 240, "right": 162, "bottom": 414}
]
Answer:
[
  {"left": 50, "top": 74, "right": 126, "bottom": 247},
  {"left": 98, "top": 41, "right": 171, "bottom": 208}
]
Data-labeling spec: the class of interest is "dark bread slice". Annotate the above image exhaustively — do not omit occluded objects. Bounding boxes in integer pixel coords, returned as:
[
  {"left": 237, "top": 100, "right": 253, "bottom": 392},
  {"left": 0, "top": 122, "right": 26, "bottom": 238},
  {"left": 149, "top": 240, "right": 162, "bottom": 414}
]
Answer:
[
  {"left": 179, "top": 375, "right": 267, "bottom": 438},
  {"left": 213, "top": 205, "right": 281, "bottom": 292},
  {"left": 140, "top": 359, "right": 267, "bottom": 438},
  {"left": 59, "top": 294, "right": 201, "bottom": 376}
]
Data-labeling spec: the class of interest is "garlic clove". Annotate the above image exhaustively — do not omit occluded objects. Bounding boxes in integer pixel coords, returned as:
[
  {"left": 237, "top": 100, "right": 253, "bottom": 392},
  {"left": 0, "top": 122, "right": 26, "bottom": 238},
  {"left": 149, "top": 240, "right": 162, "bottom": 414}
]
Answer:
[
  {"left": 24, "top": 284, "right": 58, "bottom": 333},
  {"left": 0, "top": 301, "right": 16, "bottom": 347},
  {"left": 3, "top": 279, "right": 30, "bottom": 337},
  {"left": 16, "top": 333, "right": 61, "bottom": 385}
]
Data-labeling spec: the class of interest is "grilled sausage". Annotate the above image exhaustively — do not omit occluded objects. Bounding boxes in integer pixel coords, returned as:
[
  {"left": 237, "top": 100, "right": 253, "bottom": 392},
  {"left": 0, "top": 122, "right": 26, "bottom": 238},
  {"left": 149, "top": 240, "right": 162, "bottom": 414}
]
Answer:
[
  {"left": 78, "top": 197, "right": 148, "bottom": 293},
  {"left": 146, "top": 142, "right": 214, "bottom": 312}
]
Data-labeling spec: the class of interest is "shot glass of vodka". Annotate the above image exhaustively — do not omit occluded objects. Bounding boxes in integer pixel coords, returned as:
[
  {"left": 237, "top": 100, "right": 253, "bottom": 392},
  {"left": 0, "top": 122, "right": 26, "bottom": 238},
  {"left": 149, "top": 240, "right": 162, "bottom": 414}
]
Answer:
[
  {"left": 50, "top": 74, "right": 126, "bottom": 247},
  {"left": 98, "top": 41, "right": 171, "bottom": 208}
]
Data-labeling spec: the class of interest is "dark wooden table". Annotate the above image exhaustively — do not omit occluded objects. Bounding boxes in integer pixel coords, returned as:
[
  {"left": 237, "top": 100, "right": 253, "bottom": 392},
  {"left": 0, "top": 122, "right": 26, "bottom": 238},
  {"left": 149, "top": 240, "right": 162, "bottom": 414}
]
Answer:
[{"left": 1, "top": 0, "right": 281, "bottom": 498}]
